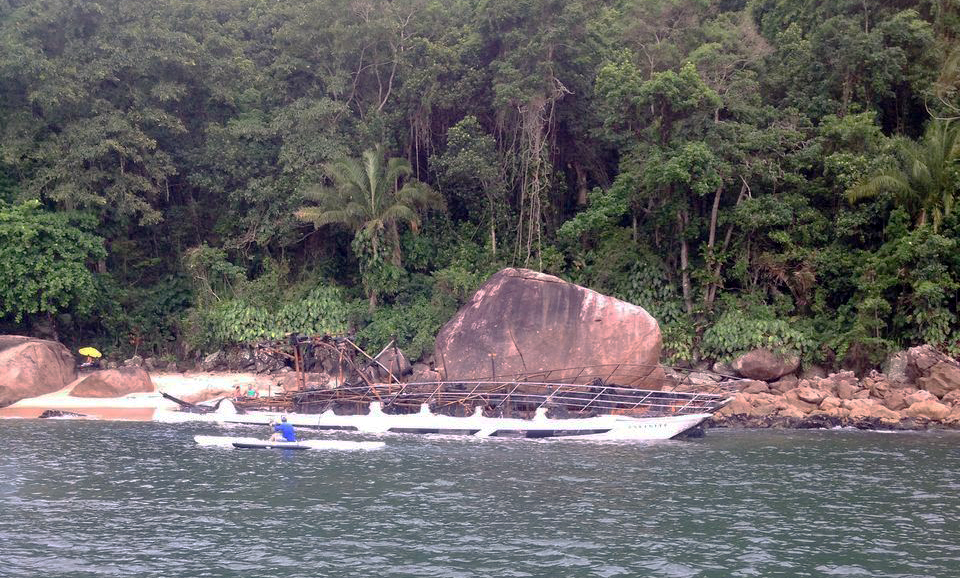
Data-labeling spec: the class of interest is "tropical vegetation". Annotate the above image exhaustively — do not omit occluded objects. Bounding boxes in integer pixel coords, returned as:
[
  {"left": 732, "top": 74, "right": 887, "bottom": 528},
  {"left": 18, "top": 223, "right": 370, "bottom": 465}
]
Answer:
[{"left": 1, "top": 0, "right": 958, "bottom": 371}]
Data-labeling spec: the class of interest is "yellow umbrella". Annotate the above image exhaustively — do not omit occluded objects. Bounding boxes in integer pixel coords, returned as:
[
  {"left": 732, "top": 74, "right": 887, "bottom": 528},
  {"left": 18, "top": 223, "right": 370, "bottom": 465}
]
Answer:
[{"left": 78, "top": 347, "right": 102, "bottom": 358}]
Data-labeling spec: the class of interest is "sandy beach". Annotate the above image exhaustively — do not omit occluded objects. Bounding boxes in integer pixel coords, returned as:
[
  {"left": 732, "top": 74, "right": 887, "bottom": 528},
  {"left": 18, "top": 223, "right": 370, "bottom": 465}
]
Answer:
[{"left": 0, "top": 371, "right": 278, "bottom": 421}]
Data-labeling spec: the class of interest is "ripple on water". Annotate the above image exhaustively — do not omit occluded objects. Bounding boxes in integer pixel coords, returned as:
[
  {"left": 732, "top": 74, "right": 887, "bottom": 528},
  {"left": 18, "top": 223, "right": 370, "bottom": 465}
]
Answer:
[{"left": 1, "top": 424, "right": 960, "bottom": 577}]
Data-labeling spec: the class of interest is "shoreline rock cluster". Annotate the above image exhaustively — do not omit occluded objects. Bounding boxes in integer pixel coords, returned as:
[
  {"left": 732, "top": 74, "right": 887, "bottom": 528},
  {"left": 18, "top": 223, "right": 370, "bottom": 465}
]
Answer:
[{"left": 708, "top": 345, "right": 960, "bottom": 431}]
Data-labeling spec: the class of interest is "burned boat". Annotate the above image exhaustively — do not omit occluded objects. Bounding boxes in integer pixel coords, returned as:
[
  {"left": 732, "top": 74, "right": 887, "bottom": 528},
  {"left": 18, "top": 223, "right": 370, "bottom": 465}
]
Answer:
[{"left": 157, "top": 357, "right": 739, "bottom": 440}]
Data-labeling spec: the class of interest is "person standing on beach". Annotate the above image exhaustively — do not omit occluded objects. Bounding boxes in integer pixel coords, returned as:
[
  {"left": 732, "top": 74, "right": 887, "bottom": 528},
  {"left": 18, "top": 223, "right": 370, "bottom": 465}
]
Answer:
[{"left": 269, "top": 415, "right": 296, "bottom": 442}]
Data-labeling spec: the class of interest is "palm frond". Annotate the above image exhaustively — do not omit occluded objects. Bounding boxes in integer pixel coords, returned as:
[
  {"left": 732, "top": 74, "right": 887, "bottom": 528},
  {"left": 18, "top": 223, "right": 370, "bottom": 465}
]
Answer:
[
  {"left": 362, "top": 147, "right": 384, "bottom": 206},
  {"left": 300, "top": 185, "right": 339, "bottom": 203},
  {"left": 379, "top": 203, "right": 420, "bottom": 231},
  {"left": 396, "top": 182, "right": 446, "bottom": 211},
  {"left": 385, "top": 156, "right": 413, "bottom": 184},
  {"left": 934, "top": 47, "right": 960, "bottom": 118},
  {"left": 846, "top": 172, "right": 910, "bottom": 203},
  {"left": 324, "top": 157, "right": 368, "bottom": 203},
  {"left": 308, "top": 206, "right": 365, "bottom": 229},
  {"left": 295, "top": 207, "right": 324, "bottom": 223}
]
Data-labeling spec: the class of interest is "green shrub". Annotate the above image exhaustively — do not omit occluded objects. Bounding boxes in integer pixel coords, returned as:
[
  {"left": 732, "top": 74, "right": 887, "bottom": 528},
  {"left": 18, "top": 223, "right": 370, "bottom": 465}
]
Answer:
[
  {"left": 184, "top": 284, "right": 354, "bottom": 349},
  {"left": 700, "top": 306, "right": 814, "bottom": 362},
  {"left": 354, "top": 296, "right": 453, "bottom": 362}
]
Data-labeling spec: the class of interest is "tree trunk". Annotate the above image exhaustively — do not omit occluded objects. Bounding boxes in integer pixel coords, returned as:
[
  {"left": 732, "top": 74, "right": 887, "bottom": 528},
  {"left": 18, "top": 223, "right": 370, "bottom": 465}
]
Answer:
[
  {"left": 573, "top": 161, "right": 589, "bottom": 206},
  {"left": 487, "top": 195, "right": 497, "bottom": 256},
  {"left": 678, "top": 208, "right": 693, "bottom": 315},
  {"left": 389, "top": 221, "right": 403, "bottom": 267}
]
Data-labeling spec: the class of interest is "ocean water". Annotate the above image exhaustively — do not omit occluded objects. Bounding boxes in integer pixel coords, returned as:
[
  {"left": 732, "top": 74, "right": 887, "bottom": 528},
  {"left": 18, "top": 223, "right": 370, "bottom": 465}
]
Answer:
[{"left": 0, "top": 421, "right": 958, "bottom": 578}]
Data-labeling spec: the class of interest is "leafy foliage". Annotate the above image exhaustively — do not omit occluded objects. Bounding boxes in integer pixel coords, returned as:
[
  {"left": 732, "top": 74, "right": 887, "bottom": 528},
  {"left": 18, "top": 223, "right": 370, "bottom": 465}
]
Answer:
[
  {"left": 186, "top": 285, "right": 354, "bottom": 349},
  {"left": 354, "top": 295, "right": 453, "bottom": 362},
  {"left": 0, "top": 201, "right": 106, "bottom": 323},
  {"left": 0, "top": 0, "right": 957, "bottom": 373},
  {"left": 847, "top": 119, "right": 960, "bottom": 232},
  {"left": 297, "top": 145, "right": 446, "bottom": 308},
  {"left": 700, "top": 304, "right": 815, "bottom": 362}
]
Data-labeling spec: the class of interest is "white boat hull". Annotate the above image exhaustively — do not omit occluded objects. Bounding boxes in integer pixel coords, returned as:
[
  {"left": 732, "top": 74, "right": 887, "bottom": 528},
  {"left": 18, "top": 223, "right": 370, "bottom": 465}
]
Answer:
[
  {"left": 193, "top": 435, "right": 385, "bottom": 450},
  {"left": 161, "top": 400, "right": 715, "bottom": 441}
]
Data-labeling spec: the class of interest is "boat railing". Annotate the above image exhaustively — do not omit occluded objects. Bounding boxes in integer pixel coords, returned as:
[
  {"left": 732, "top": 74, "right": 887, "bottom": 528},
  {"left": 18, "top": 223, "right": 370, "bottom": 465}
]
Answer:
[{"left": 289, "top": 379, "right": 732, "bottom": 417}]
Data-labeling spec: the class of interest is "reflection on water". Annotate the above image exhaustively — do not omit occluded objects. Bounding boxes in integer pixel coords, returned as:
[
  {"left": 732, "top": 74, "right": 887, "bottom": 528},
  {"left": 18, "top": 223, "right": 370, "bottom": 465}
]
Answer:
[{"left": 1, "top": 421, "right": 959, "bottom": 577}]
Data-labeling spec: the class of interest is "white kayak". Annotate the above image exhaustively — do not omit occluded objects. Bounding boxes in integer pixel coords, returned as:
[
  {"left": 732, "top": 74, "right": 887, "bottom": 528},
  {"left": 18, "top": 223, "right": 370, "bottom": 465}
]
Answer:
[{"left": 194, "top": 435, "right": 385, "bottom": 451}]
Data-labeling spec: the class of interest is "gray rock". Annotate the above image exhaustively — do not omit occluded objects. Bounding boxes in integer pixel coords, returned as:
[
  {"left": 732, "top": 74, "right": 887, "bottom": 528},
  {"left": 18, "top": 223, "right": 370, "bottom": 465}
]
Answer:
[
  {"left": 202, "top": 351, "right": 224, "bottom": 372},
  {"left": 883, "top": 350, "right": 910, "bottom": 384},
  {"left": 712, "top": 361, "right": 738, "bottom": 377},
  {"left": 224, "top": 348, "right": 256, "bottom": 371},
  {"left": 372, "top": 345, "right": 412, "bottom": 381},
  {"left": 684, "top": 371, "right": 721, "bottom": 386}
]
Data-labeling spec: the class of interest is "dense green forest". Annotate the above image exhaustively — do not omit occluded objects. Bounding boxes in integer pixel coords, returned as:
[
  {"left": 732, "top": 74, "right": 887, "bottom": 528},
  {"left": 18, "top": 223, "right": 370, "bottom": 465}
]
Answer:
[{"left": 1, "top": 0, "right": 958, "bottom": 370}]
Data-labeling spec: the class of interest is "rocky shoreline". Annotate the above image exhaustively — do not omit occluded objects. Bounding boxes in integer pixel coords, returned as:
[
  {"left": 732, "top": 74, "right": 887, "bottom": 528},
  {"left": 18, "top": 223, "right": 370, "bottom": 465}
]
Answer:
[
  {"left": 707, "top": 345, "right": 960, "bottom": 431},
  {"left": 4, "top": 330, "right": 960, "bottom": 431}
]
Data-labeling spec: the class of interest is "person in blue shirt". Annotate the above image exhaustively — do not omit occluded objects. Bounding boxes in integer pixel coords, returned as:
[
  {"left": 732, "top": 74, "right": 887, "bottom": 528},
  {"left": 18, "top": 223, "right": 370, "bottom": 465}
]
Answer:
[{"left": 269, "top": 415, "right": 297, "bottom": 442}]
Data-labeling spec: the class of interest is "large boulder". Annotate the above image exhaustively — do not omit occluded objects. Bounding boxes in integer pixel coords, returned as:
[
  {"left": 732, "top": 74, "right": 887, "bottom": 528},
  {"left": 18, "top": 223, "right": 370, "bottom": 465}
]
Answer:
[
  {"left": 770, "top": 375, "right": 799, "bottom": 394},
  {"left": 796, "top": 386, "right": 827, "bottom": 405},
  {"left": 224, "top": 348, "right": 256, "bottom": 371},
  {"left": 902, "top": 399, "right": 952, "bottom": 421},
  {"left": 882, "top": 350, "right": 911, "bottom": 385},
  {"left": 843, "top": 399, "right": 901, "bottom": 424},
  {"left": 942, "top": 389, "right": 960, "bottom": 406},
  {"left": 731, "top": 348, "right": 800, "bottom": 381},
  {"left": 883, "top": 387, "right": 917, "bottom": 411},
  {"left": 277, "top": 372, "right": 331, "bottom": 392},
  {"left": 835, "top": 380, "right": 861, "bottom": 400},
  {"left": 895, "top": 344, "right": 957, "bottom": 384},
  {"left": 717, "top": 393, "right": 782, "bottom": 418},
  {"left": 905, "top": 389, "right": 939, "bottom": 406},
  {"left": 70, "top": 366, "right": 154, "bottom": 398},
  {"left": 434, "top": 268, "right": 662, "bottom": 386},
  {"left": 917, "top": 362, "right": 960, "bottom": 399},
  {"left": 717, "top": 394, "right": 754, "bottom": 417},
  {"left": 0, "top": 336, "right": 77, "bottom": 407},
  {"left": 782, "top": 388, "right": 817, "bottom": 413}
]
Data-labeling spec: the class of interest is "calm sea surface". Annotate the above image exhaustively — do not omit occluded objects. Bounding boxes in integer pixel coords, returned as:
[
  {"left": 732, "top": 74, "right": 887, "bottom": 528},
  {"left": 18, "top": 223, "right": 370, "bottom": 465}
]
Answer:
[{"left": 0, "top": 421, "right": 958, "bottom": 578}]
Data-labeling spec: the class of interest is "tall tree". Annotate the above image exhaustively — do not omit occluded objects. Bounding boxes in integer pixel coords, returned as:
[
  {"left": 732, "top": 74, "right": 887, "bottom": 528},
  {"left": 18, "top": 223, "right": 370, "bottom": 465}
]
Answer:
[
  {"left": 296, "top": 146, "right": 444, "bottom": 308},
  {"left": 847, "top": 119, "right": 960, "bottom": 232},
  {"left": 0, "top": 200, "right": 106, "bottom": 335}
]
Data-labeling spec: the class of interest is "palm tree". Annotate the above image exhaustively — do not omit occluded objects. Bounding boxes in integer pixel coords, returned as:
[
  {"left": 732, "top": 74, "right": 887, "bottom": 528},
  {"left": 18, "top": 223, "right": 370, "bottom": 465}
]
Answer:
[
  {"left": 933, "top": 44, "right": 959, "bottom": 121},
  {"left": 847, "top": 120, "right": 959, "bottom": 233},
  {"left": 296, "top": 146, "right": 444, "bottom": 308}
]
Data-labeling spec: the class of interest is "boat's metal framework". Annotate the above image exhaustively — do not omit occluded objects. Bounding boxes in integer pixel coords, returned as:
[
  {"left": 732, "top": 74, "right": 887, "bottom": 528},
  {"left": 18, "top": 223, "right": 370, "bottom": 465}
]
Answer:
[
  {"left": 225, "top": 362, "right": 738, "bottom": 423},
  {"left": 288, "top": 376, "right": 732, "bottom": 418},
  {"left": 161, "top": 335, "right": 745, "bottom": 440}
]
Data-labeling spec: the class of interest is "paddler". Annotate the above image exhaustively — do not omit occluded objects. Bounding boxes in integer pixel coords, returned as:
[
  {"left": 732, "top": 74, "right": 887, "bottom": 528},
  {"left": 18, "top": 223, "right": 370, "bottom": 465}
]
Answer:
[{"left": 269, "top": 415, "right": 297, "bottom": 442}]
